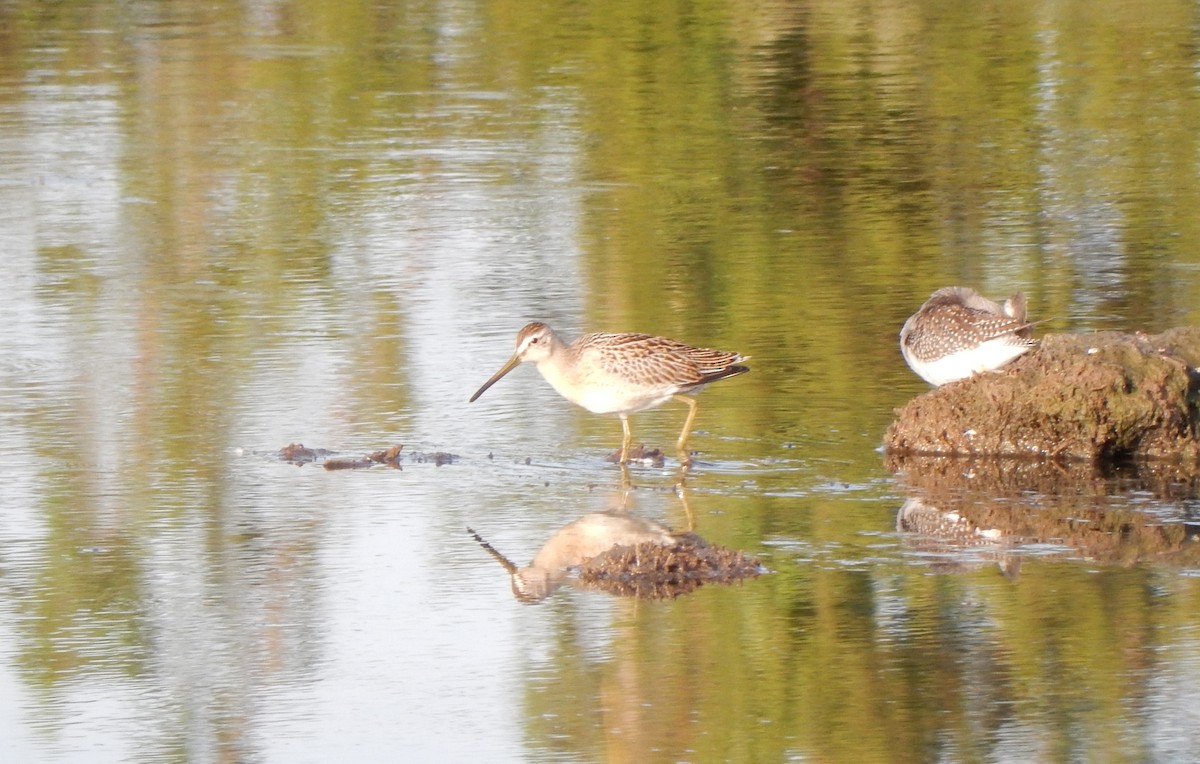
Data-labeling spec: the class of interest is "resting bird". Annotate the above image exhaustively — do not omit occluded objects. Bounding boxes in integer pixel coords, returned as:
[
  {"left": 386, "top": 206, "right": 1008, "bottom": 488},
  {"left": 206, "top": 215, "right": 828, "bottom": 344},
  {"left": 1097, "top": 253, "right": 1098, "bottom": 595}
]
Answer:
[{"left": 899, "top": 286, "right": 1036, "bottom": 386}]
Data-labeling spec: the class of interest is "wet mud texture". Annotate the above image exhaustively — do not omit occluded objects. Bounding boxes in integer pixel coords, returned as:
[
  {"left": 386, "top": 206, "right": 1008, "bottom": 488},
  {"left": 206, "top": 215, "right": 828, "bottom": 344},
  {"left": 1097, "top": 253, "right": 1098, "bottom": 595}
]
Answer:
[
  {"left": 885, "top": 328, "right": 1200, "bottom": 463},
  {"left": 577, "top": 534, "right": 763, "bottom": 600}
]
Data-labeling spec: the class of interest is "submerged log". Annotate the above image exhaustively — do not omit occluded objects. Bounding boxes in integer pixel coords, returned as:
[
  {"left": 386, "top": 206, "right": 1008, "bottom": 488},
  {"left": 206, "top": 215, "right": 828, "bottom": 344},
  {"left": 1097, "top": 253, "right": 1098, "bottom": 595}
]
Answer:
[{"left": 884, "top": 327, "right": 1200, "bottom": 463}]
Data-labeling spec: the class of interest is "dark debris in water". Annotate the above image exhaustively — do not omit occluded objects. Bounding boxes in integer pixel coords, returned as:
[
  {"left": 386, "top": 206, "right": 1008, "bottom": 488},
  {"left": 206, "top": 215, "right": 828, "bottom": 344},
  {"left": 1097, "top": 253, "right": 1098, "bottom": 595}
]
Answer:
[
  {"left": 277, "top": 443, "right": 458, "bottom": 469},
  {"left": 325, "top": 445, "right": 405, "bottom": 470},
  {"left": 577, "top": 533, "right": 764, "bottom": 600},
  {"left": 278, "top": 443, "right": 333, "bottom": 465},
  {"left": 411, "top": 451, "right": 457, "bottom": 466},
  {"left": 605, "top": 443, "right": 666, "bottom": 467}
]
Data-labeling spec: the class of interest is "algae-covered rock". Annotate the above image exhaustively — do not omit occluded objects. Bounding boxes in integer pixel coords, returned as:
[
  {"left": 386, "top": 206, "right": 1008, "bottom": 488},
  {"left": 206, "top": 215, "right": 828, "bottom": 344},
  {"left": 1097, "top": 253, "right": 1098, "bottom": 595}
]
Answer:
[{"left": 885, "top": 328, "right": 1200, "bottom": 462}]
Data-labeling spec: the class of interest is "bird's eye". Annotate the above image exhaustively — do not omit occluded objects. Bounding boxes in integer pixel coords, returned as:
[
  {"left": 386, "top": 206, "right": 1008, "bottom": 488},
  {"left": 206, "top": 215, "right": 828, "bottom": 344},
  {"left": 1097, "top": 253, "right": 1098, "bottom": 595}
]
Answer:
[{"left": 530, "top": 337, "right": 540, "bottom": 344}]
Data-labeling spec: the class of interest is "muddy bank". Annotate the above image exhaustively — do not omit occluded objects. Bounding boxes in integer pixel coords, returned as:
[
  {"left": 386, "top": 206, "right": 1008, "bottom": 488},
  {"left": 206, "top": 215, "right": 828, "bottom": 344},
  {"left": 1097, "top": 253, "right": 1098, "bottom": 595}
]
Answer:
[{"left": 885, "top": 328, "right": 1200, "bottom": 462}]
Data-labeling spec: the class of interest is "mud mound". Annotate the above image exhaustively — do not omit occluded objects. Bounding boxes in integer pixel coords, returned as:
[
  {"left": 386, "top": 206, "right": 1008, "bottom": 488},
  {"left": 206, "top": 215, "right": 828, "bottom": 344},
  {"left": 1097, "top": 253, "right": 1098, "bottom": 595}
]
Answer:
[{"left": 885, "top": 328, "right": 1200, "bottom": 462}]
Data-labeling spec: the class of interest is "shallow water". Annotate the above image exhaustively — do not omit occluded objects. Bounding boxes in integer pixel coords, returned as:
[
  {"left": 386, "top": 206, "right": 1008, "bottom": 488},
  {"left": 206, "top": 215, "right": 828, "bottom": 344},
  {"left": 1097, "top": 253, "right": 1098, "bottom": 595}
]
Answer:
[{"left": 2, "top": 0, "right": 1200, "bottom": 762}]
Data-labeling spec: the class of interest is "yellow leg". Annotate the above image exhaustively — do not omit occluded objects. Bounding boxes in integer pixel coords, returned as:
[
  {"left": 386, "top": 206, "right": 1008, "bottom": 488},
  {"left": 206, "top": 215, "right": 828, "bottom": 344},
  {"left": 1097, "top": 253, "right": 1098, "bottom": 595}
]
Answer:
[
  {"left": 673, "top": 394, "right": 699, "bottom": 461},
  {"left": 619, "top": 414, "right": 633, "bottom": 464},
  {"left": 674, "top": 481, "right": 695, "bottom": 531},
  {"left": 618, "top": 463, "right": 633, "bottom": 493}
]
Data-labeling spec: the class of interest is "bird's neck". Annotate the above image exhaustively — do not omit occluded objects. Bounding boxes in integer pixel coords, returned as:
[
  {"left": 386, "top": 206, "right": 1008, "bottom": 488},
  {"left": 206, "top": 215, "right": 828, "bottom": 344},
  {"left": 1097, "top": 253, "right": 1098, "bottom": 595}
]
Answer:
[{"left": 535, "top": 352, "right": 581, "bottom": 400}]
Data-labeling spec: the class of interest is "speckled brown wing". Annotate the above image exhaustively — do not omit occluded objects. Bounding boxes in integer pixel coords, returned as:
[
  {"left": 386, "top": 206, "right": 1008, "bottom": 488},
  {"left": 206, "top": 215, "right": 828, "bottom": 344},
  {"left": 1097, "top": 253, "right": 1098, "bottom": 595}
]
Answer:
[
  {"left": 579, "top": 333, "right": 749, "bottom": 393},
  {"left": 679, "top": 344, "right": 751, "bottom": 386},
  {"left": 905, "top": 303, "right": 1033, "bottom": 361}
]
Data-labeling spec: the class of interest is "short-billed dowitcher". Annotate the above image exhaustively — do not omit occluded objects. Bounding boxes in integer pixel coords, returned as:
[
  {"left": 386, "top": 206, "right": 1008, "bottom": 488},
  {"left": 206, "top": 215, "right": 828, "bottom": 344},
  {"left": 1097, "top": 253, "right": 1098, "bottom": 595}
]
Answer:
[
  {"left": 469, "top": 322, "right": 749, "bottom": 463},
  {"left": 900, "top": 286, "right": 1037, "bottom": 386}
]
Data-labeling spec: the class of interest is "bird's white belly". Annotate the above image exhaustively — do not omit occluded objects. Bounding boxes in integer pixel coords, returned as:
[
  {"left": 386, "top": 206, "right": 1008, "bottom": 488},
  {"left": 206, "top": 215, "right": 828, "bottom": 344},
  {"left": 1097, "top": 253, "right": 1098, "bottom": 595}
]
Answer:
[
  {"left": 909, "top": 340, "right": 1030, "bottom": 386},
  {"left": 570, "top": 384, "right": 673, "bottom": 414},
  {"left": 536, "top": 359, "right": 677, "bottom": 414}
]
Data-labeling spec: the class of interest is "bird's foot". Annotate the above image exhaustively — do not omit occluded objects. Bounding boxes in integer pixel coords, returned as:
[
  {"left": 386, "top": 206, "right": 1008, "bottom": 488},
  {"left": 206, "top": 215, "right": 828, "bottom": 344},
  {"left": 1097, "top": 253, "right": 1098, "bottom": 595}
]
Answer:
[{"left": 607, "top": 443, "right": 665, "bottom": 467}]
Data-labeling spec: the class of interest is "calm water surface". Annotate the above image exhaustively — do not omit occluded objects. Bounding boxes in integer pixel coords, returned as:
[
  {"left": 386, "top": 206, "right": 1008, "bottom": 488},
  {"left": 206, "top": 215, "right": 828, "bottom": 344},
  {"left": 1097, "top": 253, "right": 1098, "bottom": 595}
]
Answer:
[{"left": 2, "top": 1, "right": 1200, "bottom": 762}]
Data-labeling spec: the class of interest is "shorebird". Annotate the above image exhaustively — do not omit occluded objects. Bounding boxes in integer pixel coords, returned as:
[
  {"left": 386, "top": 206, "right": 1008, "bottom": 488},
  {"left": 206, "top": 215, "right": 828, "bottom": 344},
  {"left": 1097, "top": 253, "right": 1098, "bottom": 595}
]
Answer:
[
  {"left": 469, "top": 322, "right": 749, "bottom": 463},
  {"left": 900, "top": 286, "right": 1037, "bottom": 386}
]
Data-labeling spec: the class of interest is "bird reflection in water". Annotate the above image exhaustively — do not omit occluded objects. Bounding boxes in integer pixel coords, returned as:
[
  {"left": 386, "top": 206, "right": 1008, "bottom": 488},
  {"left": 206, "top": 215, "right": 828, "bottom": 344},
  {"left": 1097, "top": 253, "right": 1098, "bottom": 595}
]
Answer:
[
  {"left": 896, "top": 496, "right": 1020, "bottom": 579},
  {"left": 471, "top": 510, "right": 680, "bottom": 602},
  {"left": 468, "top": 487, "right": 761, "bottom": 602}
]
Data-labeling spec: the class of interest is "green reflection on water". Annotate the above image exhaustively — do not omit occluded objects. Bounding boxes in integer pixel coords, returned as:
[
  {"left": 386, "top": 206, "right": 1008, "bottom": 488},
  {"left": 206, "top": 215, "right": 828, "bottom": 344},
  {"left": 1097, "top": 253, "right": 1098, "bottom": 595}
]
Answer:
[{"left": 3, "top": 0, "right": 1200, "bottom": 761}]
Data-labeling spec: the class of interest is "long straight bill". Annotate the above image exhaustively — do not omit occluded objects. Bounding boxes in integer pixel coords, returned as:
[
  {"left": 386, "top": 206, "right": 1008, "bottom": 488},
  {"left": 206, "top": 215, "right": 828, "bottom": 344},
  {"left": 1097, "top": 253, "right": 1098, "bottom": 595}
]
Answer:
[{"left": 468, "top": 354, "right": 521, "bottom": 402}]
